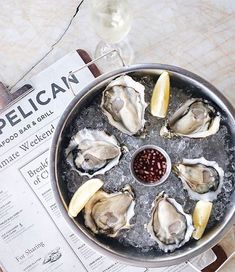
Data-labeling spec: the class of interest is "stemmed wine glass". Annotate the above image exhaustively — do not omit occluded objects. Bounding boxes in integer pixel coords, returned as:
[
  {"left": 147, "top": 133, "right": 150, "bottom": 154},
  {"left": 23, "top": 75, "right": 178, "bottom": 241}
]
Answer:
[{"left": 90, "top": 0, "right": 134, "bottom": 71}]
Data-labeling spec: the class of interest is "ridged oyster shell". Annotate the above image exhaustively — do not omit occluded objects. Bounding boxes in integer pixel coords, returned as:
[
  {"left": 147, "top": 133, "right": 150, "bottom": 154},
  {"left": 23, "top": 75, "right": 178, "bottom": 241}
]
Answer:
[
  {"left": 101, "top": 75, "right": 147, "bottom": 135},
  {"left": 84, "top": 185, "right": 135, "bottom": 237},
  {"left": 160, "top": 98, "right": 220, "bottom": 138},
  {"left": 65, "top": 128, "right": 122, "bottom": 177},
  {"left": 147, "top": 192, "right": 193, "bottom": 252},
  {"left": 173, "top": 157, "right": 224, "bottom": 201}
]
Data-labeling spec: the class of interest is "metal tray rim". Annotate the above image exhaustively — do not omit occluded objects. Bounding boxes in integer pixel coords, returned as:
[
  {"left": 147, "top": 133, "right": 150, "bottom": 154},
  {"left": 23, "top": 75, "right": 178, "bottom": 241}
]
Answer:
[{"left": 49, "top": 63, "right": 235, "bottom": 267}]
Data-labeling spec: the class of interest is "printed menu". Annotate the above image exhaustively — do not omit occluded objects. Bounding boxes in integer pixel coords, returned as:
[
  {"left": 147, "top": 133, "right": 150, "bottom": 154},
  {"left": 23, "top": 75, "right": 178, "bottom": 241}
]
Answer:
[{"left": 0, "top": 51, "right": 216, "bottom": 272}]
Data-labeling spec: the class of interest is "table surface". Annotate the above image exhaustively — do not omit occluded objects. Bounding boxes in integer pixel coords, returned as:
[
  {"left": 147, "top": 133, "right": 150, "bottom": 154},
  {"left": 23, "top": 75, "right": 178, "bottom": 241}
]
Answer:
[
  {"left": 0, "top": 0, "right": 235, "bottom": 102},
  {"left": 0, "top": 0, "right": 234, "bottom": 270}
]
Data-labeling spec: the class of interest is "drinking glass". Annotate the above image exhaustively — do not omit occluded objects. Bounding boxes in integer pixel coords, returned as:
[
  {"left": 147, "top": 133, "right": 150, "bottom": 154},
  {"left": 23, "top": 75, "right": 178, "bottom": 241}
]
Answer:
[{"left": 90, "top": 0, "right": 134, "bottom": 70}]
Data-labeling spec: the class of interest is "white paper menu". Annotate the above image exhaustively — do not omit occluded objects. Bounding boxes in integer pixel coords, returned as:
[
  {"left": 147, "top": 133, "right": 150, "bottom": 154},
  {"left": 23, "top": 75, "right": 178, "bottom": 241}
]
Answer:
[{"left": 0, "top": 51, "right": 216, "bottom": 272}]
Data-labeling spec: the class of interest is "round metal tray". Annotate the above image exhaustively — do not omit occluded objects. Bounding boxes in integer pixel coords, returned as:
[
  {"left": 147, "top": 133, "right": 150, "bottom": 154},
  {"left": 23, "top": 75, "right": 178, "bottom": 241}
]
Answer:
[{"left": 49, "top": 64, "right": 235, "bottom": 267}]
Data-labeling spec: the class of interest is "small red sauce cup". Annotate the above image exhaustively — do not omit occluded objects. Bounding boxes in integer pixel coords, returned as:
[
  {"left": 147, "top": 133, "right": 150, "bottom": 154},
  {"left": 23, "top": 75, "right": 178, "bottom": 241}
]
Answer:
[{"left": 130, "top": 145, "right": 171, "bottom": 186}]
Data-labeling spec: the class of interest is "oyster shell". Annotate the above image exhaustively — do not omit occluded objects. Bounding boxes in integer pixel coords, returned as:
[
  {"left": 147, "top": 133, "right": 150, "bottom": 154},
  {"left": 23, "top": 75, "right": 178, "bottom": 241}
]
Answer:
[
  {"left": 173, "top": 157, "right": 224, "bottom": 201},
  {"left": 101, "top": 75, "right": 147, "bottom": 135},
  {"left": 66, "top": 128, "right": 122, "bottom": 177},
  {"left": 160, "top": 98, "right": 220, "bottom": 138},
  {"left": 147, "top": 192, "right": 193, "bottom": 252},
  {"left": 84, "top": 185, "right": 135, "bottom": 237}
]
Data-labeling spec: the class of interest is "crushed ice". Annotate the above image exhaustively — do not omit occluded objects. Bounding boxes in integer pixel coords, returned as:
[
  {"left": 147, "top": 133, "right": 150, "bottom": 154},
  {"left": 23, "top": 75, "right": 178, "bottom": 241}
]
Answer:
[{"left": 61, "top": 73, "right": 235, "bottom": 253}]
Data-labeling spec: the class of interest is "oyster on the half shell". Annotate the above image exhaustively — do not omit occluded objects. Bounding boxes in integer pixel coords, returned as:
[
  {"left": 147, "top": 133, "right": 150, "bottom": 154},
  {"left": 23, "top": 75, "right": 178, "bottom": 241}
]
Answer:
[
  {"left": 173, "top": 157, "right": 224, "bottom": 201},
  {"left": 84, "top": 185, "right": 135, "bottom": 237},
  {"left": 101, "top": 75, "right": 147, "bottom": 135},
  {"left": 65, "top": 128, "right": 122, "bottom": 177},
  {"left": 160, "top": 98, "right": 220, "bottom": 138},
  {"left": 147, "top": 192, "right": 194, "bottom": 252}
]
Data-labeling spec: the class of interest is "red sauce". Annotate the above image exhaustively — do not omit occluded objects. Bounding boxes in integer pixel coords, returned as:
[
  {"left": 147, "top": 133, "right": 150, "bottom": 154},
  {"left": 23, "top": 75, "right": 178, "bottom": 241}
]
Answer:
[{"left": 133, "top": 148, "right": 167, "bottom": 184}]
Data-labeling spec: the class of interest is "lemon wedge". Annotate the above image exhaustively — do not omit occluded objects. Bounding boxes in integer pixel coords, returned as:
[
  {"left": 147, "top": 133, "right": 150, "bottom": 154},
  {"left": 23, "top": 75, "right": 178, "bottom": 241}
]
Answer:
[
  {"left": 192, "top": 200, "right": 213, "bottom": 240},
  {"left": 150, "top": 71, "right": 170, "bottom": 118},
  {"left": 68, "top": 178, "right": 104, "bottom": 218}
]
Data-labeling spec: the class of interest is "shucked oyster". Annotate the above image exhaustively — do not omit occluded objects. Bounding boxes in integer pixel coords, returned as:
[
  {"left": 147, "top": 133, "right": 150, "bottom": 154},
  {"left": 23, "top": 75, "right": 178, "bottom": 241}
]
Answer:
[
  {"left": 160, "top": 98, "right": 220, "bottom": 138},
  {"left": 101, "top": 75, "right": 147, "bottom": 135},
  {"left": 147, "top": 192, "right": 193, "bottom": 252},
  {"left": 173, "top": 157, "right": 224, "bottom": 201},
  {"left": 84, "top": 185, "right": 135, "bottom": 237},
  {"left": 66, "top": 128, "right": 122, "bottom": 177}
]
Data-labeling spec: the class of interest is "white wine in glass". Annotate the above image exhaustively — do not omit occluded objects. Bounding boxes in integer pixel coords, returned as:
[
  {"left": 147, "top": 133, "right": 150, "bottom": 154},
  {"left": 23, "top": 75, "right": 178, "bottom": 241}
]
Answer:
[{"left": 90, "top": 0, "right": 134, "bottom": 68}]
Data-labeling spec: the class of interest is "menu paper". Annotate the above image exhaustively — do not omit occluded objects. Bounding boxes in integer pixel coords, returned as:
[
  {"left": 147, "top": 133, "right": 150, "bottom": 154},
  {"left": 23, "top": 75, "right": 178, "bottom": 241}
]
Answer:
[{"left": 0, "top": 51, "right": 216, "bottom": 272}]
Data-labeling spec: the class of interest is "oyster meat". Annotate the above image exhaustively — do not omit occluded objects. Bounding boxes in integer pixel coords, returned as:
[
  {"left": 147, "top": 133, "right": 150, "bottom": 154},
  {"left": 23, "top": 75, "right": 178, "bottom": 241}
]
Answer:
[
  {"left": 173, "top": 157, "right": 224, "bottom": 201},
  {"left": 160, "top": 98, "right": 220, "bottom": 138},
  {"left": 66, "top": 128, "right": 122, "bottom": 177},
  {"left": 147, "top": 192, "right": 194, "bottom": 252},
  {"left": 101, "top": 75, "right": 147, "bottom": 135},
  {"left": 84, "top": 185, "right": 135, "bottom": 237}
]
